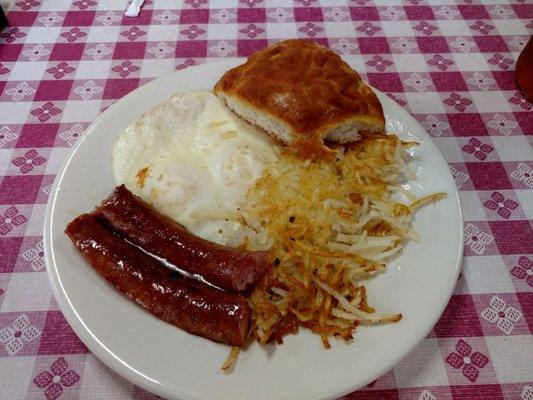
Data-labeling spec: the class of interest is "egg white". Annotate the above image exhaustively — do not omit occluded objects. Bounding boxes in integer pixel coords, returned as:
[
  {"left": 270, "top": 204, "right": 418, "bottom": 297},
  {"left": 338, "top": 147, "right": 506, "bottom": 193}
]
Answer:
[{"left": 113, "top": 90, "right": 279, "bottom": 247}]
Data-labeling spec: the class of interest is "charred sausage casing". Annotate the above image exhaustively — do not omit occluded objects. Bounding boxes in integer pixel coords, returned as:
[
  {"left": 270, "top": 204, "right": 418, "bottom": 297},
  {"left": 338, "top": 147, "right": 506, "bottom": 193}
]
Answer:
[
  {"left": 65, "top": 213, "right": 250, "bottom": 346},
  {"left": 93, "top": 185, "right": 270, "bottom": 292}
]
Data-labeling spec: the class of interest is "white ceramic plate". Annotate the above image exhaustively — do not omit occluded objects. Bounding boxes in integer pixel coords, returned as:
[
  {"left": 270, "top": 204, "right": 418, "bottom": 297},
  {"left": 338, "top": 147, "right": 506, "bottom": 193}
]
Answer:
[{"left": 44, "top": 59, "right": 463, "bottom": 400}]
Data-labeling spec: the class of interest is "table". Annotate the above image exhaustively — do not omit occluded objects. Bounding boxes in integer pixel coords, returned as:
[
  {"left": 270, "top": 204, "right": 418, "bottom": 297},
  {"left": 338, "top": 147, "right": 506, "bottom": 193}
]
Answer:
[{"left": 0, "top": 1, "right": 532, "bottom": 399}]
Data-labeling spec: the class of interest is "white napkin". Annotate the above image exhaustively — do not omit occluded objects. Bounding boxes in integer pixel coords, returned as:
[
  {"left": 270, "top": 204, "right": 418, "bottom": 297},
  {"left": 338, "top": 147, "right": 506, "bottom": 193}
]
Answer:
[{"left": 125, "top": 0, "right": 144, "bottom": 17}]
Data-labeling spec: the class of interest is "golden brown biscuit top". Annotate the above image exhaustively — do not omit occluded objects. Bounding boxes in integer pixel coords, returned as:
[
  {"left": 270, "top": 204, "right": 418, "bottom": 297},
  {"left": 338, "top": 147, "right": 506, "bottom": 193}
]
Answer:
[{"left": 214, "top": 40, "right": 385, "bottom": 140}]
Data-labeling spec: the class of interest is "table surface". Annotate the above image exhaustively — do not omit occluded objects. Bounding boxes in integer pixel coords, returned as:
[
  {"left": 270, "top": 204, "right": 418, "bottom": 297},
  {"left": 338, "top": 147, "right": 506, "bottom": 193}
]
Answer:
[{"left": 0, "top": 1, "right": 532, "bottom": 399}]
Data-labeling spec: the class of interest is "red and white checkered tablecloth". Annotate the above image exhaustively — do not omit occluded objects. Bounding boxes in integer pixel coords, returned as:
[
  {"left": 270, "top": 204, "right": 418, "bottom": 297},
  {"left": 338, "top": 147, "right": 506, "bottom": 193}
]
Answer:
[{"left": 0, "top": 0, "right": 532, "bottom": 399}]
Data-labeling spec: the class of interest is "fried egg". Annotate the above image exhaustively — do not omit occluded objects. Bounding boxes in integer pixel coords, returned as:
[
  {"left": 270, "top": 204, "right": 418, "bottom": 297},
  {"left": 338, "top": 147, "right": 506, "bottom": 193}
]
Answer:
[{"left": 113, "top": 90, "right": 279, "bottom": 247}]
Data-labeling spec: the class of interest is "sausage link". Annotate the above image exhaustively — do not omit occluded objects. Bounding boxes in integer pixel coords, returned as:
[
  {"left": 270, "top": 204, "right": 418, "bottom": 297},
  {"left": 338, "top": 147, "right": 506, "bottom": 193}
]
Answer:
[
  {"left": 65, "top": 213, "right": 250, "bottom": 346},
  {"left": 93, "top": 185, "right": 271, "bottom": 292}
]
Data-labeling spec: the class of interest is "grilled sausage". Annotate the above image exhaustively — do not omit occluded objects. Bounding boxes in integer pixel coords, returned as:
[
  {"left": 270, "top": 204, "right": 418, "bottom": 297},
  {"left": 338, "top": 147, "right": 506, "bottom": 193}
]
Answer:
[
  {"left": 65, "top": 213, "right": 250, "bottom": 346},
  {"left": 93, "top": 185, "right": 271, "bottom": 292}
]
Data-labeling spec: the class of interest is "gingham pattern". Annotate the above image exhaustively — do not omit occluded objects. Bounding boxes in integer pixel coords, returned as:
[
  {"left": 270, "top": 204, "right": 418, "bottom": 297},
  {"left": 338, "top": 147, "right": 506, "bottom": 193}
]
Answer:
[{"left": 0, "top": 0, "right": 532, "bottom": 399}]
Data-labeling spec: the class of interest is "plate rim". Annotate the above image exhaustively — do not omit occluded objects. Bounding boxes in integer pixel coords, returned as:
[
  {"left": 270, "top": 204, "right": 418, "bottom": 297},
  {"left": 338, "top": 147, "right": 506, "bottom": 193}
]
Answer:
[{"left": 44, "top": 58, "right": 463, "bottom": 400}]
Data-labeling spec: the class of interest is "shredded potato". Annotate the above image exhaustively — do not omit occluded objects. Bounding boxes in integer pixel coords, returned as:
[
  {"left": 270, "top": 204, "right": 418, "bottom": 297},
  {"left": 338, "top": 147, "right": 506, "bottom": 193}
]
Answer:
[
  {"left": 221, "top": 347, "right": 240, "bottom": 372},
  {"left": 241, "top": 134, "right": 445, "bottom": 347}
]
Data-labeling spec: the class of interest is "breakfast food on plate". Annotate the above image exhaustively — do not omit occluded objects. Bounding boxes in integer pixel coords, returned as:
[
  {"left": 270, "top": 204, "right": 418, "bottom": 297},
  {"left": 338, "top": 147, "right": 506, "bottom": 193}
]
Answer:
[
  {"left": 214, "top": 39, "right": 385, "bottom": 159},
  {"left": 66, "top": 39, "right": 446, "bottom": 370},
  {"left": 65, "top": 214, "right": 250, "bottom": 346},
  {"left": 244, "top": 135, "right": 444, "bottom": 346},
  {"left": 94, "top": 185, "right": 270, "bottom": 292},
  {"left": 112, "top": 90, "right": 279, "bottom": 248}
]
